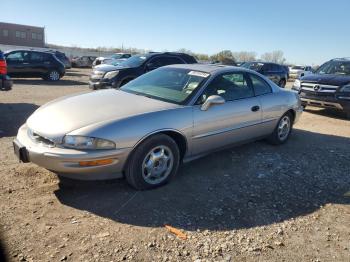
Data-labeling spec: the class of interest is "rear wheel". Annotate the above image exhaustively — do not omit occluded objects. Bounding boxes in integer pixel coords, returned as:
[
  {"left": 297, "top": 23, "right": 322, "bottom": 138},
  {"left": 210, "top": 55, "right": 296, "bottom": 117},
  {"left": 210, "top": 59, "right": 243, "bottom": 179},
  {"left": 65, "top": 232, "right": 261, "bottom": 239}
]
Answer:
[
  {"left": 267, "top": 112, "right": 293, "bottom": 145},
  {"left": 45, "top": 70, "right": 61, "bottom": 81},
  {"left": 125, "top": 134, "right": 180, "bottom": 190}
]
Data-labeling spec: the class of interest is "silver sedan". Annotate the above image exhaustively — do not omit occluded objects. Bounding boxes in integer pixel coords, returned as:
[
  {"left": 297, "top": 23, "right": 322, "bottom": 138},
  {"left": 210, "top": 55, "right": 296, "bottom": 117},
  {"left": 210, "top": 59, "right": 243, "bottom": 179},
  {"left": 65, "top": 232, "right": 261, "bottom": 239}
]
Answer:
[{"left": 13, "top": 64, "right": 303, "bottom": 189}]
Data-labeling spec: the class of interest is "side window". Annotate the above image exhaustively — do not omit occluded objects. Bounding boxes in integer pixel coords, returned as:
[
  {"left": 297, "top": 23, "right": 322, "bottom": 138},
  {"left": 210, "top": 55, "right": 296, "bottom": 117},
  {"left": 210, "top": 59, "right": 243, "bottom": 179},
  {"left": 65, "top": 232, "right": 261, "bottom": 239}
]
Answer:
[
  {"left": 6, "top": 51, "right": 23, "bottom": 62},
  {"left": 162, "top": 56, "right": 185, "bottom": 65},
  {"left": 261, "top": 64, "right": 270, "bottom": 72},
  {"left": 148, "top": 57, "right": 164, "bottom": 68},
  {"left": 30, "top": 52, "right": 44, "bottom": 62},
  {"left": 198, "top": 72, "right": 253, "bottom": 103},
  {"left": 249, "top": 74, "right": 272, "bottom": 96},
  {"left": 6, "top": 51, "right": 29, "bottom": 63}
]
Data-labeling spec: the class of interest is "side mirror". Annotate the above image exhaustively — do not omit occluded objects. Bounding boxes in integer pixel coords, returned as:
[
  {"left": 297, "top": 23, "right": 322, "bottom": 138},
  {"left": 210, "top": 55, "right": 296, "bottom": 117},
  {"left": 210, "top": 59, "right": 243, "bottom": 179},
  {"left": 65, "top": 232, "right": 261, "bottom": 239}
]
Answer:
[{"left": 201, "top": 95, "right": 225, "bottom": 111}]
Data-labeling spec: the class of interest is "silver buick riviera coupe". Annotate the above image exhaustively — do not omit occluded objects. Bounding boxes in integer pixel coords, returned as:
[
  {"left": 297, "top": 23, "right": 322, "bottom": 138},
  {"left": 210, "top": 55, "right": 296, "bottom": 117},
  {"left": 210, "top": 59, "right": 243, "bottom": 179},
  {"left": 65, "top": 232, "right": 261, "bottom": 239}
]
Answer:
[{"left": 14, "top": 64, "right": 303, "bottom": 189}]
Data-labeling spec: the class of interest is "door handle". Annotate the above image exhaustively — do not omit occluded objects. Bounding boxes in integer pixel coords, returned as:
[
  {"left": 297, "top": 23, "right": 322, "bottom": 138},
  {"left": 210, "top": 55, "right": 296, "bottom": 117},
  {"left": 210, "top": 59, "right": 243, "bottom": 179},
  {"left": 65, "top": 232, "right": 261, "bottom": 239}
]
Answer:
[{"left": 251, "top": 105, "right": 260, "bottom": 112}]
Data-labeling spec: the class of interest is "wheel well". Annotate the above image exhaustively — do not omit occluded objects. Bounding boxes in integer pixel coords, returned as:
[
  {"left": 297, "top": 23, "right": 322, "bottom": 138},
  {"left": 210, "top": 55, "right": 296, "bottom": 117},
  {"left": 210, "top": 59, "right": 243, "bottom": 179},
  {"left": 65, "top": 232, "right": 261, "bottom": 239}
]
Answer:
[
  {"left": 161, "top": 131, "right": 187, "bottom": 160},
  {"left": 286, "top": 109, "right": 296, "bottom": 123},
  {"left": 123, "top": 130, "right": 188, "bottom": 175}
]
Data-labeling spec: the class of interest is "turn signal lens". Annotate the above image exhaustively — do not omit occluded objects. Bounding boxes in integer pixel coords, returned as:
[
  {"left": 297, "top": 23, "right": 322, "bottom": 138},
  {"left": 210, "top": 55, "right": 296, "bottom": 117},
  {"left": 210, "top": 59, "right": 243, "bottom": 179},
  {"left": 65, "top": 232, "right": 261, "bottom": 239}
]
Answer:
[{"left": 79, "top": 159, "right": 113, "bottom": 166}]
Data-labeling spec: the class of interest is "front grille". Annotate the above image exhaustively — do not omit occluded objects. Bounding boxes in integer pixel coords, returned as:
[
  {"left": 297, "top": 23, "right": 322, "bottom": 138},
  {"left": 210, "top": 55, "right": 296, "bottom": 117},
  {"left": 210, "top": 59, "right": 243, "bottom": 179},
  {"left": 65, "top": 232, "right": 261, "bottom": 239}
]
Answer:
[{"left": 300, "top": 82, "right": 339, "bottom": 93}]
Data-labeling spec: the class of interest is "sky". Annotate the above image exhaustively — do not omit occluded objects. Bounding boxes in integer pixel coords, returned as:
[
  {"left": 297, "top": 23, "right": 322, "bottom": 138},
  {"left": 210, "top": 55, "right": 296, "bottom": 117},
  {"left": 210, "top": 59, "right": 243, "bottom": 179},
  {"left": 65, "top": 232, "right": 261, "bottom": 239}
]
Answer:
[{"left": 2, "top": 0, "right": 350, "bottom": 65}]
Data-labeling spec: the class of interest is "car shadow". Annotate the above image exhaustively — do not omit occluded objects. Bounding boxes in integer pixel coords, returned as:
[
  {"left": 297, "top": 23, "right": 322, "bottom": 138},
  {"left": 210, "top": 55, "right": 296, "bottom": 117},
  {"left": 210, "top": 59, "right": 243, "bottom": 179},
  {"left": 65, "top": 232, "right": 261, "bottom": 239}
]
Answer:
[
  {"left": 54, "top": 129, "right": 350, "bottom": 231},
  {"left": 12, "top": 79, "right": 87, "bottom": 86},
  {"left": 304, "top": 107, "right": 349, "bottom": 120},
  {"left": 0, "top": 103, "right": 39, "bottom": 138},
  {"left": 64, "top": 72, "right": 89, "bottom": 77}
]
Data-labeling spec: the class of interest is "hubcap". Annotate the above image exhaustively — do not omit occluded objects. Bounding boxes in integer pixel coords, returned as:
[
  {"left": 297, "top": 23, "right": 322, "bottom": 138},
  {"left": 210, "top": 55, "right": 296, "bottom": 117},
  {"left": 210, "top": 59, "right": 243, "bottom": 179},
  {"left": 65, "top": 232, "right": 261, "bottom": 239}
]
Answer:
[
  {"left": 142, "top": 145, "right": 174, "bottom": 185},
  {"left": 50, "top": 71, "right": 60, "bottom": 81},
  {"left": 278, "top": 115, "right": 291, "bottom": 141}
]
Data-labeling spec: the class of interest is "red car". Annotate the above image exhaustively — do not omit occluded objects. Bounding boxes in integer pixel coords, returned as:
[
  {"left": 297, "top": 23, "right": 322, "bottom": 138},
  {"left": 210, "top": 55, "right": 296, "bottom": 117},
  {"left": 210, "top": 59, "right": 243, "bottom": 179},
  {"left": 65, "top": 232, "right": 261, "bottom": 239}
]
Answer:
[{"left": 0, "top": 50, "right": 13, "bottom": 91}]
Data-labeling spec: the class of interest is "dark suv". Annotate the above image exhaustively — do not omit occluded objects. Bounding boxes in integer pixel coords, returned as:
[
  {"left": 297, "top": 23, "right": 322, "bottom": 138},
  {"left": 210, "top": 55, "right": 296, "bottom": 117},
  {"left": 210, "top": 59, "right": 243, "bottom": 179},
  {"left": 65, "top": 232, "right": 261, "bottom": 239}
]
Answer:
[
  {"left": 4, "top": 50, "right": 65, "bottom": 81},
  {"left": 241, "top": 62, "right": 288, "bottom": 87},
  {"left": 292, "top": 58, "right": 350, "bottom": 119},
  {"left": 89, "top": 52, "right": 197, "bottom": 89},
  {"left": 0, "top": 50, "right": 13, "bottom": 90}
]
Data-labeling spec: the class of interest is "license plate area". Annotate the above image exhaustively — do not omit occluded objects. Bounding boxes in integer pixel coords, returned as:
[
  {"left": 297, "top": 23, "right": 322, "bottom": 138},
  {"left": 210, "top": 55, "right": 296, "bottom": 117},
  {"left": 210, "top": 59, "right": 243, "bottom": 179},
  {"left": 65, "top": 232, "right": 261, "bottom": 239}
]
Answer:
[{"left": 13, "top": 139, "right": 29, "bottom": 163}]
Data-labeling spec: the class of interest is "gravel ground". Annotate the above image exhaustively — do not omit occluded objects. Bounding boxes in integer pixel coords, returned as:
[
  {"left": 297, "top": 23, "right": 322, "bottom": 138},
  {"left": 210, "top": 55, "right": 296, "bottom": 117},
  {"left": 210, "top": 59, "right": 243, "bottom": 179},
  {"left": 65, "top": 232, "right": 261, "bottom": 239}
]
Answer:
[{"left": 0, "top": 69, "right": 349, "bottom": 262}]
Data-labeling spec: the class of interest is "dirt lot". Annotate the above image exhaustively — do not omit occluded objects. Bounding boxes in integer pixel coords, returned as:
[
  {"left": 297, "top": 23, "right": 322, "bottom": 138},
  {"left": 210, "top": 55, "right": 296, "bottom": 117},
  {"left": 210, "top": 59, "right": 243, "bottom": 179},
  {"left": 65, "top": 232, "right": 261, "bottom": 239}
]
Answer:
[{"left": 0, "top": 68, "right": 349, "bottom": 262}]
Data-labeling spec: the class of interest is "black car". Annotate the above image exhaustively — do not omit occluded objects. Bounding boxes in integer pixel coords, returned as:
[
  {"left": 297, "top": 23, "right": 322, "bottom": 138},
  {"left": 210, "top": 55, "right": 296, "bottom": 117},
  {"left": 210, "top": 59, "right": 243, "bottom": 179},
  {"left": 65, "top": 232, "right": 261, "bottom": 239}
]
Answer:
[
  {"left": 4, "top": 50, "right": 65, "bottom": 81},
  {"left": 89, "top": 52, "right": 197, "bottom": 89},
  {"left": 241, "top": 62, "right": 288, "bottom": 87},
  {"left": 0, "top": 50, "right": 13, "bottom": 91},
  {"left": 292, "top": 58, "right": 350, "bottom": 119}
]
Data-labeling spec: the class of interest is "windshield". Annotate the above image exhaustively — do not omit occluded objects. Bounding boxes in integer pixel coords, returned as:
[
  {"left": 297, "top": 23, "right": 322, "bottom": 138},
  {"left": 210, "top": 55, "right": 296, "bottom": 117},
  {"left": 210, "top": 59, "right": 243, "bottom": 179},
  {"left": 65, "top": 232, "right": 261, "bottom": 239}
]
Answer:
[
  {"left": 316, "top": 61, "right": 350, "bottom": 75},
  {"left": 118, "top": 55, "right": 148, "bottom": 67},
  {"left": 241, "top": 62, "right": 264, "bottom": 71},
  {"left": 121, "top": 67, "right": 210, "bottom": 104},
  {"left": 110, "top": 54, "right": 123, "bottom": 59},
  {"left": 292, "top": 66, "right": 305, "bottom": 70}
]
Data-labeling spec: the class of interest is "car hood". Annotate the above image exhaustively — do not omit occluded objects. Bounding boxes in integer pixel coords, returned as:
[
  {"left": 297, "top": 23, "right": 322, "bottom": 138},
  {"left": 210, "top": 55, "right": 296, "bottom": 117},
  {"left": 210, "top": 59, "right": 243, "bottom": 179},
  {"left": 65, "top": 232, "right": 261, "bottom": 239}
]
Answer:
[
  {"left": 301, "top": 74, "right": 350, "bottom": 86},
  {"left": 290, "top": 69, "right": 303, "bottom": 73},
  {"left": 93, "top": 64, "right": 131, "bottom": 72},
  {"left": 26, "top": 90, "right": 179, "bottom": 140}
]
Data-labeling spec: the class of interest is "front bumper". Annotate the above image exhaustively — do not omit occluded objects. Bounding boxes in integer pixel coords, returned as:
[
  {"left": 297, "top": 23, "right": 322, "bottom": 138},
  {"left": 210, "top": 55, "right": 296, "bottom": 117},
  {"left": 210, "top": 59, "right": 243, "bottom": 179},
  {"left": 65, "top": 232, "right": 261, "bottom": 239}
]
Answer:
[
  {"left": 299, "top": 91, "right": 350, "bottom": 112},
  {"left": 14, "top": 124, "right": 132, "bottom": 180},
  {"left": 89, "top": 78, "right": 113, "bottom": 90}
]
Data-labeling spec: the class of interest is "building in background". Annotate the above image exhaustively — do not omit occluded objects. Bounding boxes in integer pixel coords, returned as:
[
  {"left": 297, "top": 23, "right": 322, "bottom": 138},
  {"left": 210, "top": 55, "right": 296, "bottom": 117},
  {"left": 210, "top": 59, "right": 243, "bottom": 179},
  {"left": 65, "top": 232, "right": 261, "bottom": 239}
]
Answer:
[{"left": 0, "top": 22, "right": 45, "bottom": 48}]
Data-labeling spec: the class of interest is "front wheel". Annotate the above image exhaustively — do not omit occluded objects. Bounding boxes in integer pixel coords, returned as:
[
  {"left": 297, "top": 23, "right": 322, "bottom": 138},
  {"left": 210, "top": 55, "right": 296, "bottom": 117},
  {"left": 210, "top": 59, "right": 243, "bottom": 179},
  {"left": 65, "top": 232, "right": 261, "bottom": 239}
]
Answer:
[
  {"left": 267, "top": 112, "right": 293, "bottom": 145},
  {"left": 125, "top": 134, "right": 180, "bottom": 190}
]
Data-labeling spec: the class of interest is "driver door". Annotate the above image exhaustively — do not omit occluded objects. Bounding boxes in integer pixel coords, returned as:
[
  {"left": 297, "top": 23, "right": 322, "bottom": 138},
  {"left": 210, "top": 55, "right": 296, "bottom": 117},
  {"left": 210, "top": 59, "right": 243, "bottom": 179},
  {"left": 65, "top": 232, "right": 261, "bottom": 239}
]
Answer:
[{"left": 192, "top": 72, "right": 262, "bottom": 155}]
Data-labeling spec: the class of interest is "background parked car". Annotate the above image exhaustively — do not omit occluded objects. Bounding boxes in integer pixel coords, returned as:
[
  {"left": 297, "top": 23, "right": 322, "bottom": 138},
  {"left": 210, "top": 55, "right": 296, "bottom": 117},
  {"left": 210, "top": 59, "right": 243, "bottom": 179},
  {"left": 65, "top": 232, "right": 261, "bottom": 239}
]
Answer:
[
  {"left": 289, "top": 65, "right": 313, "bottom": 79},
  {"left": 241, "top": 62, "right": 288, "bottom": 87},
  {"left": 4, "top": 50, "right": 65, "bottom": 81},
  {"left": 93, "top": 53, "right": 132, "bottom": 67},
  {"left": 292, "top": 57, "right": 350, "bottom": 119},
  {"left": 0, "top": 50, "right": 13, "bottom": 90},
  {"left": 89, "top": 52, "right": 197, "bottom": 89},
  {"left": 71, "top": 56, "right": 97, "bottom": 68}
]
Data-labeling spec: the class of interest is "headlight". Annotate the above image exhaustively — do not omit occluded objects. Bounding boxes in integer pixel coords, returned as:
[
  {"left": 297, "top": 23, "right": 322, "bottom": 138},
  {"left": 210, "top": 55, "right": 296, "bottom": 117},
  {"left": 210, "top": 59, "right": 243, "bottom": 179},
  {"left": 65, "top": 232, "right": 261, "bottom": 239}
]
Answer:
[
  {"left": 104, "top": 70, "right": 119, "bottom": 79},
  {"left": 63, "top": 136, "right": 116, "bottom": 150},
  {"left": 293, "top": 79, "right": 301, "bottom": 89},
  {"left": 340, "top": 85, "right": 350, "bottom": 92}
]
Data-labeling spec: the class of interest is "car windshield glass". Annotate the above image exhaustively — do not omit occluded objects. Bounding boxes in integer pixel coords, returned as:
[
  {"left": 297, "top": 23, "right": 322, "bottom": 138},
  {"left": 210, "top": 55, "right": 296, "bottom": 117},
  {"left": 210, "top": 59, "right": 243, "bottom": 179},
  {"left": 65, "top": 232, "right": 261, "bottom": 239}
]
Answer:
[
  {"left": 316, "top": 61, "right": 350, "bottom": 75},
  {"left": 292, "top": 66, "right": 305, "bottom": 70},
  {"left": 118, "top": 55, "right": 148, "bottom": 67},
  {"left": 121, "top": 67, "right": 210, "bottom": 104},
  {"left": 241, "top": 62, "right": 264, "bottom": 71},
  {"left": 110, "top": 54, "right": 123, "bottom": 59}
]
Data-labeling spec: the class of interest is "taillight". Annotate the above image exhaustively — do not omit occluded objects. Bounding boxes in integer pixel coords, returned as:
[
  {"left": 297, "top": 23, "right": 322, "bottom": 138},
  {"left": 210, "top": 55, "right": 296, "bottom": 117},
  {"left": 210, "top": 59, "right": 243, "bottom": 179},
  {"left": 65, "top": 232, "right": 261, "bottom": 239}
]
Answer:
[{"left": 0, "top": 59, "right": 7, "bottom": 75}]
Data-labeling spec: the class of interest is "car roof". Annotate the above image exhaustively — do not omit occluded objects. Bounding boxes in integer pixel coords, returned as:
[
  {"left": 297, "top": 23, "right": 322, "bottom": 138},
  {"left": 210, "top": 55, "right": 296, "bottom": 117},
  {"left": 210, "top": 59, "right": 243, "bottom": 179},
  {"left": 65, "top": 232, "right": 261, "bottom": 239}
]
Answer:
[{"left": 165, "top": 63, "right": 253, "bottom": 74}]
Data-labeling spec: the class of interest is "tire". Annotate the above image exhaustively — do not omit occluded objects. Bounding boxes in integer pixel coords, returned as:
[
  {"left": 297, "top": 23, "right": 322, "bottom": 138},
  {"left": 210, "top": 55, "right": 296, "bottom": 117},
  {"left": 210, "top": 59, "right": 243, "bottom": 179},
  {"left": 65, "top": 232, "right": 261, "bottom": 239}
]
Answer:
[
  {"left": 346, "top": 111, "right": 350, "bottom": 120},
  {"left": 125, "top": 134, "right": 180, "bottom": 190},
  {"left": 278, "top": 79, "right": 286, "bottom": 88},
  {"left": 267, "top": 112, "right": 293, "bottom": 145},
  {"left": 45, "top": 70, "right": 61, "bottom": 81}
]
